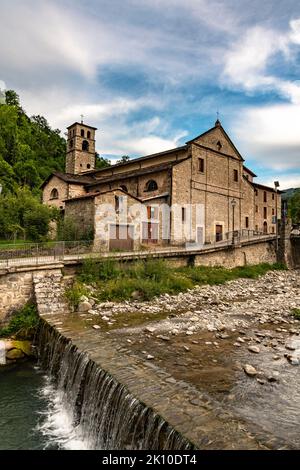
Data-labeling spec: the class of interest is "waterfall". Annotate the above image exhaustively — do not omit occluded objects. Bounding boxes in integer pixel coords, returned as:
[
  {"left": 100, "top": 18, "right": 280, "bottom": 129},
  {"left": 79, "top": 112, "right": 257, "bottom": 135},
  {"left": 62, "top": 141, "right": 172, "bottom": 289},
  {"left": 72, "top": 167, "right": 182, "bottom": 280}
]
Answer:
[
  {"left": 36, "top": 321, "right": 193, "bottom": 450},
  {"left": 0, "top": 341, "right": 6, "bottom": 365}
]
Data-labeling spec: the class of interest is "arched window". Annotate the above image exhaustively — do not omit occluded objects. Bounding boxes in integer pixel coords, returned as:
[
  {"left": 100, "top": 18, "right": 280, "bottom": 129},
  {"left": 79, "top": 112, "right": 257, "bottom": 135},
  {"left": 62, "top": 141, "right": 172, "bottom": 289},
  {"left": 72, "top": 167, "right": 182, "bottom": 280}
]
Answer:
[
  {"left": 120, "top": 185, "right": 128, "bottom": 193},
  {"left": 50, "top": 188, "right": 59, "bottom": 200},
  {"left": 69, "top": 139, "right": 74, "bottom": 149},
  {"left": 82, "top": 140, "right": 89, "bottom": 151},
  {"left": 145, "top": 180, "right": 158, "bottom": 192},
  {"left": 81, "top": 129, "right": 85, "bottom": 137},
  {"left": 87, "top": 164, "right": 91, "bottom": 169},
  {"left": 87, "top": 131, "right": 91, "bottom": 139},
  {"left": 263, "top": 221, "right": 268, "bottom": 234}
]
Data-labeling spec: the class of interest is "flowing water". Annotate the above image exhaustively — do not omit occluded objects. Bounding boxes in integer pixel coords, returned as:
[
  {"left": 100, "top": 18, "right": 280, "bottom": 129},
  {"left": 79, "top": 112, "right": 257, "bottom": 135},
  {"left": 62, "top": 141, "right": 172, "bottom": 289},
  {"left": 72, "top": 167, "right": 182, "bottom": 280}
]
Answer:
[{"left": 35, "top": 323, "right": 192, "bottom": 450}]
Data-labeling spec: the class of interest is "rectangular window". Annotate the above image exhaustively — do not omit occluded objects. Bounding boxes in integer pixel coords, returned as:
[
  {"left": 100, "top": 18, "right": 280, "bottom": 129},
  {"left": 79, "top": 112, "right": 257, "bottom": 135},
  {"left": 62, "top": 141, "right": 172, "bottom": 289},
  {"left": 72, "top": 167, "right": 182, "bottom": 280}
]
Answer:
[
  {"left": 233, "top": 169, "right": 238, "bottom": 182},
  {"left": 264, "top": 207, "right": 267, "bottom": 219},
  {"left": 115, "top": 195, "right": 120, "bottom": 212},
  {"left": 182, "top": 207, "right": 186, "bottom": 223},
  {"left": 147, "top": 206, "right": 157, "bottom": 220},
  {"left": 245, "top": 217, "right": 249, "bottom": 228},
  {"left": 198, "top": 158, "right": 205, "bottom": 173},
  {"left": 255, "top": 225, "right": 258, "bottom": 232},
  {"left": 272, "top": 208, "right": 275, "bottom": 216},
  {"left": 216, "top": 225, "right": 223, "bottom": 242},
  {"left": 264, "top": 191, "right": 267, "bottom": 203},
  {"left": 255, "top": 205, "right": 258, "bottom": 213},
  {"left": 272, "top": 193, "right": 275, "bottom": 200},
  {"left": 115, "top": 195, "right": 124, "bottom": 212}
]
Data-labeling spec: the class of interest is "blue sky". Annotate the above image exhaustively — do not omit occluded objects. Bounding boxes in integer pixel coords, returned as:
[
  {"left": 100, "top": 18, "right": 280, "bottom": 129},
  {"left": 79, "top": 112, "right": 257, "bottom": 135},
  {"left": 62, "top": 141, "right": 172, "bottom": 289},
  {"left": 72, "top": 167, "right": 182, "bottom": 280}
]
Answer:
[{"left": 0, "top": 0, "right": 300, "bottom": 188}]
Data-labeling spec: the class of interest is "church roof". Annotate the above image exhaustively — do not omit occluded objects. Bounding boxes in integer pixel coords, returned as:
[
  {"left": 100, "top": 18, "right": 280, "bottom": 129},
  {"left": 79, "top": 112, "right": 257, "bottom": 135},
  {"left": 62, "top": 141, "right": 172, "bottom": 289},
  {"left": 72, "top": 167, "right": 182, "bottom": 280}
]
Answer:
[
  {"left": 85, "top": 146, "right": 188, "bottom": 177},
  {"left": 67, "top": 122, "right": 98, "bottom": 130},
  {"left": 243, "top": 166, "right": 257, "bottom": 177},
  {"left": 40, "top": 171, "right": 95, "bottom": 189},
  {"left": 186, "top": 120, "right": 245, "bottom": 162},
  {"left": 64, "top": 187, "right": 142, "bottom": 203},
  {"left": 86, "top": 159, "right": 190, "bottom": 188}
]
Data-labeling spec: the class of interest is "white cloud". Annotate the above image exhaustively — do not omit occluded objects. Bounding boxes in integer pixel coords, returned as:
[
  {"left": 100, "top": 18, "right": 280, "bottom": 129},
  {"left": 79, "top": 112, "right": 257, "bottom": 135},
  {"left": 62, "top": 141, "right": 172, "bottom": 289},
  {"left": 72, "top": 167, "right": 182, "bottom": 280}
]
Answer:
[
  {"left": 222, "top": 18, "right": 300, "bottom": 105},
  {"left": 233, "top": 103, "right": 300, "bottom": 171},
  {"left": 99, "top": 117, "right": 188, "bottom": 156},
  {"left": 264, "top": 174, "right": 300, "bottom": 190}
]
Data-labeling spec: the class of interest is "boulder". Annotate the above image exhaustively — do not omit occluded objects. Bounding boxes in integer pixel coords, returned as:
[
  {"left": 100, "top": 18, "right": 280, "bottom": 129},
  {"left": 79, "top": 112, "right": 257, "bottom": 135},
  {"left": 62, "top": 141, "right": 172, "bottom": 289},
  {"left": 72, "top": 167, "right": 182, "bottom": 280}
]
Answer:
[
  {"left": 244, "top": 364, "right": 258, "bottom": 377},
  {"left": 248, "top": 345, "right": 260, "bottom": 354},
  {"left": 78, "top": 301, "right": 92, "bottom": 313},
  {"left": 6, "top": 348, "right": 25, "bottom": 360}
]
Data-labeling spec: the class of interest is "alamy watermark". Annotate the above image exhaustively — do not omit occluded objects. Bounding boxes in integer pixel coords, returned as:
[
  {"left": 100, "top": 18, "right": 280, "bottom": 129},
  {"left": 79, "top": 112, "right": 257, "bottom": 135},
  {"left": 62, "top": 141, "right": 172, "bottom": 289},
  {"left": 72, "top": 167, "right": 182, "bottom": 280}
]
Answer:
[{"left": 95, "top": 199, "right": 206, "bottom": 247}]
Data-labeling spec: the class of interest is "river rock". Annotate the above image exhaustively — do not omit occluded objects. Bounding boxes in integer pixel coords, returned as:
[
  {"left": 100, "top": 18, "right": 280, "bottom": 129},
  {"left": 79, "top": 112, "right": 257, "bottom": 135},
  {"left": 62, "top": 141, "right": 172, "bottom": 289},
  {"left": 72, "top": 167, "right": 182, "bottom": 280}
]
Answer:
[
  {"left": 157, "top": 335, "right": 170, "bottom": 341},
  {"left": 267, "top": 371, "right": 280, "bottom": 382},
  {"left": 248, "top": 345, "right": 260, "bottom": 354},
  {"left": 145, "top": 326, "right": 156, "bottom": 333},
  {"left": 78, "top": 300, "right": 92, "bottom": 313},
  {"left": 219, "top": 333, "right": 230, "bottom": 339},
  {"left": 6, "top": 348, "right": 25, "bottom": 360},
  {"left": 131, "top": 291, "right": 142, "bottom": 300},
  {"left": 285, "top": 343, "right": 296, "bottom": 351},
  {"left": 92, "top": 325, "right": 101, "bottom": 330},
  {"left": 146, "top": 355, "right": 155, "bottom": 360},
  {"left": 257, "top": 378, "right": 265, "bottom": 385},
  {"left": 244, "top": 364, "right": 258, "bottom": 377}
]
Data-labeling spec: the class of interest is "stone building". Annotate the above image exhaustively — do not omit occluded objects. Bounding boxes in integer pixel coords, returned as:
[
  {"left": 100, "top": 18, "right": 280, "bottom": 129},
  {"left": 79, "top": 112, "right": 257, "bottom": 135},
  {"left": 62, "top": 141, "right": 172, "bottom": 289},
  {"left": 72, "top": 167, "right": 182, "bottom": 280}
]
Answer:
[{"left": 42, "top": 119, "right": 281, "bottom": 251}]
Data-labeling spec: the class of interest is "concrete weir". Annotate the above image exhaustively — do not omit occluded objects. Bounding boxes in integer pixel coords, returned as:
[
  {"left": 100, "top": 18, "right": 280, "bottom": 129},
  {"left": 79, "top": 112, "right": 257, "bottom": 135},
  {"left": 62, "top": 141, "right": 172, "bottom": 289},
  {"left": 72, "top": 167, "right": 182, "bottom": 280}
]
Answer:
[{"left": 36, "top": 310, "right": 294, "bottom": 451}]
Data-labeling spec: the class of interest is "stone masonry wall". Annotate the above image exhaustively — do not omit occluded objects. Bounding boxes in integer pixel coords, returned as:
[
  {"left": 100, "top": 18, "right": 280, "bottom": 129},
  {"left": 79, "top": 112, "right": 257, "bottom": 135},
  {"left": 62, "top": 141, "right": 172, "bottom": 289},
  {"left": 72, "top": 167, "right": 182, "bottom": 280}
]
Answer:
[
  {"left": 194, "top": 240, "right": 277, "bottom": 268},
  {"left": 33, "top": 269, "right": 70, "bottom": 315},
  {"left": 0, "top": 265, "right": 69, "bottom": 326},
  {"left": 0, "top": 270, "right": 34, "bottom": 326}
]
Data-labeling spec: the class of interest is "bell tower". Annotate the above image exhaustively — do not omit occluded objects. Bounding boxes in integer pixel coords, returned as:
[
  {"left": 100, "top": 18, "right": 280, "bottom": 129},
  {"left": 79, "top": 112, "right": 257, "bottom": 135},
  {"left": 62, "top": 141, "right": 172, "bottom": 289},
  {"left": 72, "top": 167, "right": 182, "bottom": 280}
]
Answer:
[{"left": 66, "top": 121, "right": 97, "bottom": 174}]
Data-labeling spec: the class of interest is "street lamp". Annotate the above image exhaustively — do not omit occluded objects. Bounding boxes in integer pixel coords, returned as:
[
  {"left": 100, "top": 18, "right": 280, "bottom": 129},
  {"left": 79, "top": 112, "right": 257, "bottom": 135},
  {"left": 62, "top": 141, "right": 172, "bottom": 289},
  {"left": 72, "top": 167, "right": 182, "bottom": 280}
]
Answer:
[
  {"left": 274, "top": 181, "right": 280, "bottom": 254},
  {"left": 231, "top": 198, "right": 237, "bottom": 245}
]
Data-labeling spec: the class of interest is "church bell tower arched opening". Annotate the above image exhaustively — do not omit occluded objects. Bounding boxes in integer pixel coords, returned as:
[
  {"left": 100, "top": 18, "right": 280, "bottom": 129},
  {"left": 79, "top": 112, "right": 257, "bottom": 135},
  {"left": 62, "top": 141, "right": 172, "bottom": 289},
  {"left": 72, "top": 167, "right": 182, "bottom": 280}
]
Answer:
[{"left": 65, "top": 122, "right": 97, "bottom": 174}]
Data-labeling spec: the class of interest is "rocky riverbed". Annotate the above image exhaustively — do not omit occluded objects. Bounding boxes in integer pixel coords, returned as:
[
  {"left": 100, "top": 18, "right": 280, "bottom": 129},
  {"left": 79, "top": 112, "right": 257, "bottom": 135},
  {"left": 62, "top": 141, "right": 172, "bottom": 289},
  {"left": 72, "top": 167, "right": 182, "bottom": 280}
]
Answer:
[
  {"left": 67, "top": 269, "right": 300, "bottom": 448},
  {"left": 77, "top": 269, "right": 300, "bottom": 334}
]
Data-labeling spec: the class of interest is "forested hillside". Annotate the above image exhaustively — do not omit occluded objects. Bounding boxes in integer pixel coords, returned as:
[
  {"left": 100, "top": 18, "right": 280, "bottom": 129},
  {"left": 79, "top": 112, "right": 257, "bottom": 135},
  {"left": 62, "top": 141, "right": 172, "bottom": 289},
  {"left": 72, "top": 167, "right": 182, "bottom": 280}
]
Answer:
[
  {"left": 0, "top": 90, "right": 66, "bottom": 195},
  {"left": 0, "top": 91, "right": 67, "bottom": 241}
]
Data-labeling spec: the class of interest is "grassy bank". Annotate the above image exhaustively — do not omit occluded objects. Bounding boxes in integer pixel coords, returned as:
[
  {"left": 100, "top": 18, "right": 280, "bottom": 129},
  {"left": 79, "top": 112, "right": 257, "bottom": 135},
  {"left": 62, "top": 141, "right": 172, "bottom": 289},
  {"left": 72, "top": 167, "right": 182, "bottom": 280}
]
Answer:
[
  {"left": 0, "top": 303, "right": 39, "bottom": 339},
  {"left": 65, "top": 258, "right": 286, "bottom": 307}
]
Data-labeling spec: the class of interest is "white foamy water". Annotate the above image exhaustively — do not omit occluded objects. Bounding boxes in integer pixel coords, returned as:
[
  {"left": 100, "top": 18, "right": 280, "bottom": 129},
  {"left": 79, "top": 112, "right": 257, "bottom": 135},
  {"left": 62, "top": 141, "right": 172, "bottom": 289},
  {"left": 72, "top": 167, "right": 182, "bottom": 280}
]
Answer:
[
  {"left": 36, "top": 376, "right": 91, "bottom": 450},
  {"left": 0, "top": 341, "right": 6, "bottom": 365}
]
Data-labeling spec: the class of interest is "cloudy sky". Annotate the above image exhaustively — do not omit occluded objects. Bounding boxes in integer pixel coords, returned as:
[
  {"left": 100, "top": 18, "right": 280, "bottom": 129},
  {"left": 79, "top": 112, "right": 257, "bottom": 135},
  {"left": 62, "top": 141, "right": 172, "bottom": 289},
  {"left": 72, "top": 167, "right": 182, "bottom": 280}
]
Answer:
[{"left": 1, "top": 0, "right": 300, "bottom": 188}]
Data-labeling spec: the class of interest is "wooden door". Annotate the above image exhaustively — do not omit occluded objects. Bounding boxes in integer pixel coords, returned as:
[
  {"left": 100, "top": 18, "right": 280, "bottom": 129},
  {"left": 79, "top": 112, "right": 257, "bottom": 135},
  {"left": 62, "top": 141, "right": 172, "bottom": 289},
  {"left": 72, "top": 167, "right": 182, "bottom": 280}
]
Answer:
[
  {"left": 216, "top": 225, "right": 223, "bottom": 242},
  {"left": 109, "top": 224, "right": 134, "bottom": 251}
]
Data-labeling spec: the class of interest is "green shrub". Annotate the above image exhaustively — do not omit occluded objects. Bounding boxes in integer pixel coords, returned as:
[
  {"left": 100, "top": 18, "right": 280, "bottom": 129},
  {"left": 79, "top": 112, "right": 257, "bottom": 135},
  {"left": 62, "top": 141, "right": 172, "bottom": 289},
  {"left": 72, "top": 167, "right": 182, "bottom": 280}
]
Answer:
[
  {"left": 75, "top": 261, "right": 286, "bottom": 303},
  {"left": 291, "top": 308, "right": 300, "bottom": 319},
  {"left": 65, "top": 281, "right": 89, "bottom": 309},
  {"left": 79, "top": 258, "right": 121, "bottom": 283},
  {"left": 0, "top": 302, "right": 39, "bottom": 339}
]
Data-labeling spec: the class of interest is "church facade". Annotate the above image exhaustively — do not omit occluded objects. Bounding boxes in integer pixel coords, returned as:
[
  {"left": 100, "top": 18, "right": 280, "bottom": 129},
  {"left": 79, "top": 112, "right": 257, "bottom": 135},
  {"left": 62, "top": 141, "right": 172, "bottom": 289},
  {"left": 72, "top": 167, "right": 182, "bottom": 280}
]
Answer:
[{"left": 42, "top": 120, "right": 281, "bottom": 251}]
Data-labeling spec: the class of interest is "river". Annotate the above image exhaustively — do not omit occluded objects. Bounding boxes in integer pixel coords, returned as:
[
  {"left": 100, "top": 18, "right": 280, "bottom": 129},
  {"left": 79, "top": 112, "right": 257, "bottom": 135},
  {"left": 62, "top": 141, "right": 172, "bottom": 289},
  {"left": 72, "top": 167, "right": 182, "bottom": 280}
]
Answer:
[{"left": 0, "top": 362, "right": 88, "bottom": 450}]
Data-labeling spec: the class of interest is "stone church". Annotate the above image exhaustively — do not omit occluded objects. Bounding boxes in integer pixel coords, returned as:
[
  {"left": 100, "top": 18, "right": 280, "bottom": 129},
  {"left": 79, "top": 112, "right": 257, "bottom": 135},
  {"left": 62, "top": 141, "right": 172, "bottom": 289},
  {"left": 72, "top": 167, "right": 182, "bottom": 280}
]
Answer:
[{"left": 42, "top": 120, "right": 281, "bottom": 251}]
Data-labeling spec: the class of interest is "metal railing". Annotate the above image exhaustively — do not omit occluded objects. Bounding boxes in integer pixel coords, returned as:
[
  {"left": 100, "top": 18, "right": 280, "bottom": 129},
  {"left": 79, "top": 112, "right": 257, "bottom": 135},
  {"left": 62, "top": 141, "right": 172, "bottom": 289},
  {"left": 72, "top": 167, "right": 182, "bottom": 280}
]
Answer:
[
  {"left": 0, "top": 240, "right": 93, "bottom": 267},
  {"left": 0, "top": 231, "right": 278, "bottom": 267}
]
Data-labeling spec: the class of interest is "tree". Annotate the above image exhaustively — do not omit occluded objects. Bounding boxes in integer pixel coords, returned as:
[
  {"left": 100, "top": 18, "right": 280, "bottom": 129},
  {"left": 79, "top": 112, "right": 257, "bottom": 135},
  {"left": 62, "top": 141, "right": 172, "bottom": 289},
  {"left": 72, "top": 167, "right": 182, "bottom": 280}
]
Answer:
[
  {"left": 5, "top": 90, "right": 21, "bottom": 108},
  {"left": 95, "top": 152, "right": 111, "bottom": 169},
  {"left": 116, "top": 155, "right": 130, "bottom": 164},
  {"left": 289, "top": 189, "right": 300, "bottom": 224},
  {"left": 0, "top": 188, "right": 58, "bottom": 241}
]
